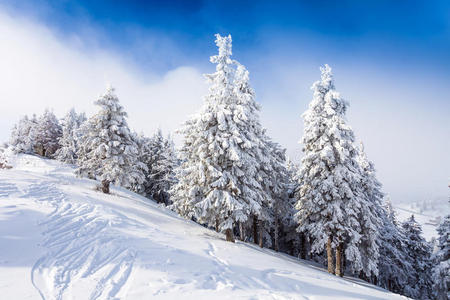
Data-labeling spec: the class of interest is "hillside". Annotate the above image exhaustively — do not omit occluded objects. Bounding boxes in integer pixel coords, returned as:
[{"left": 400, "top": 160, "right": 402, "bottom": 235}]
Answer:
[{"left": 0, "top": 154, "right": 407, "bottom": 299}]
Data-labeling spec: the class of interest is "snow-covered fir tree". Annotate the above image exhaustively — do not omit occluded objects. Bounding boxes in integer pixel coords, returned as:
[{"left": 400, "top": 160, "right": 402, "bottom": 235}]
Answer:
[
  {"left": 294, "top": 65, "right": 367, "bottom": 277},
  {"left": 54, "top": 108, "right": 86, "bottom": 164},
  {"left": 355, "top": 142, "right": 383, "bottom": 279},
  {"left": 76, "top": 86, "right": 146, "bottom": 194},
  {"left": 150, "top": 131, "right": 177, "bottom": 205},
  {"left": 233, "top": 62, "right": 277, "bottom": 246},
  {"left": 9, "top": 114, "right": 38, "bottom": 154},
  {"left": 134, "top": 130, "right": 177, "bottom": 205},
  {"left": 376, "top": 197, "right": 414, "bottom": 296},
  {"left": 401, "top": 215, "right": 433, "bottom": 299},
  {"left": 129, "top": 133, "right": 153, "bottom": 195},
  {"left": 171, "top": 34, "right": 268, "bottom": 242},
  {"left": 34, "top": 109, "right": 62, "bottom": 158},
  {"left": 432, "top": 214, "right": 449, "bottom": 300},
  {"left": 262, "top": 138, "right": 294, "bottom": 252},
  {"left": 282, "top": 157, "right": 303, "bottom": 257}
]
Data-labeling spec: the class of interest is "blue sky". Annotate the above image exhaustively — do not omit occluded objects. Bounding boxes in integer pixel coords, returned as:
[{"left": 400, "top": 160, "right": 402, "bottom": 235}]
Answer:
[
  {"left": 0, "top": 0, "right": 449, "bottom": 203},
  {"left": 4, "top": 0, "right": 450, "bottom": 72}
]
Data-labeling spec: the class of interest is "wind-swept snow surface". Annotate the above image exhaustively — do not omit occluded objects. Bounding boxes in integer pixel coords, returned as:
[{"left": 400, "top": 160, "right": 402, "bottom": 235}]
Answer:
[{"left": 0, "top": 154, "right": 407, "bottom": 299}]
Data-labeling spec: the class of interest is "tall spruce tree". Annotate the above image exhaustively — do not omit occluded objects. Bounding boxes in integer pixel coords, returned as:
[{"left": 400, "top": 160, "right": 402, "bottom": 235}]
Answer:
[
  {"left": 432, "top": 214, "right": 450, "bottom": 300},
  {"left": 55, "top": 108, "right": 86, "bottom": 164},
  {"left": 171, "top": 34, "right": 267, "bottom": 242},
  {"left": 295, "top": 65, "right": 366, "bottom": 276},
  {"left": 402, "top": 215, "right": 433, "bottom": 299},
  {"left": 77, "top": 86, "right": 146, "bottom": 194},
  {"left": 233, "top": 63, "right": 277, "bottom": 246}
]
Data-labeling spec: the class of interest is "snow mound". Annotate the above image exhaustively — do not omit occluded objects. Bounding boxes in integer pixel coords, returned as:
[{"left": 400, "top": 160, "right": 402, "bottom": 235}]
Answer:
[{"left": 0, "top": 154, "right": 407, "bottom": 299}]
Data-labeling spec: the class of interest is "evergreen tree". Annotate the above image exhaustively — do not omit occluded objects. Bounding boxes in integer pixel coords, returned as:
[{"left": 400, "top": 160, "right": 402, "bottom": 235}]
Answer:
[
  {"left": 263, "top": 139, "right": 293, "bottom": 252},
  {"left": 9, "top": 114, "right": 38, "bottom": 154},
  {"left": 135, "top": 130, "right": 177, "bottom": 205},
  {"left": 283, "top": 157, "right": 303, "bottom": 257},
  {"left": 76, "top": 86, "right": 146, "bottom": 194},
  {"left": 76, "top": 117, "right": 95, "bottom": 178},
  {"left": 171, "top": 34, "right": 267, "bottom": 242},
  {"left": 129, "top": 133, "right": 153, "bottom": 196},
  {"left": 402, "top": 215, "right": 433, "bottom": 299},
  {"left": 150, "top": 131, "right": 177, "bottom": 205},
  {"left": 233, "top": 63, "right": 277, "bottom": 246},
  {"left": 295, "top": 65, "right": 366, "bottom": 276},
  {"left": 34, "top": 109, "right": 62, "bottom": 158},
  {"left": 55, "top": 108, "right": 86, "bottom": 164},
  {"left": 355, "top": 142, "right": 383, "bottom": 279},
  {"left": 376, "top": 197, "right": 414, "bottom": 295},
  {"left": 432, "top": 214, "right": 449, "bottom": 300}
]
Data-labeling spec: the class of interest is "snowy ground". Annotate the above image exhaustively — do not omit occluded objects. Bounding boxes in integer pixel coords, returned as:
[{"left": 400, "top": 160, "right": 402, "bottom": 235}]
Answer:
[{"left": 0, "top": 154, "right": 408, "bottom": 299}]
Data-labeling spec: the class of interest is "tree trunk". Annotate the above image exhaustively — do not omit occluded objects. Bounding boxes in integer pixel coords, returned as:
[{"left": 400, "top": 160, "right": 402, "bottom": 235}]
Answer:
[
  {"left": 225, "top": 228, "right": 235, "bottom": 243},
  {"left": 258, "top": 219, "right": 263, "bottom": 248},
  {"left": 327, "top": 236, "right": 334, "bottom": 274},
  {"left": 253, "top": 215, "right": 258, "bottom": 244},
  {"left": 289, "top": 241, "right": 294, "bottom": 256},
  {"left": 341, "top": 246, "right": 346, "bottom": 276},
  {"left": 101, "top": 180, "right": 110, "bottom": 194},
  {"left": 335, "top": 243, "right": 343, "bottom": 277},
  {"left": 215, "top": 218, "right": 219, "bottom": 233},
  {"left": 274, "top": 218, "right": 279, "bottom": 252},
  {"left": 239, "top": 222, "right": 245, "bottom": 241},
  {"left": 299, "top": 232, "right": 306, "bottom": 259}
]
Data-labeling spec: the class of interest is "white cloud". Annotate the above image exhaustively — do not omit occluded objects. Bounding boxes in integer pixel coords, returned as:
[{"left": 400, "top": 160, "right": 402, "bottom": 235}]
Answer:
[{"left": 0, "top": 10, "right": 207, "bottom": 144}]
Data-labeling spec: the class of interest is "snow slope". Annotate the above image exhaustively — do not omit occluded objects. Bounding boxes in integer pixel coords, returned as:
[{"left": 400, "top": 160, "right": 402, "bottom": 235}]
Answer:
[{"left": 0, "top": 154, "right": 408, "bottom": 300}]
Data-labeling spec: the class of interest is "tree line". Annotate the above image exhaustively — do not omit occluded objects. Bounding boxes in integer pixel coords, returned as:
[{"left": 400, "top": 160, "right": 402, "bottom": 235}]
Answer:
[{"left": 6, "top": 34, "right": 448, "bottom": 300}]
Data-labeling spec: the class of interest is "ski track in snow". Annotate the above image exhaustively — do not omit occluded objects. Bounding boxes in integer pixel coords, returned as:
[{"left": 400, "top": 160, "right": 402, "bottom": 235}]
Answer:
[{"left": 24, "top": 180, "right": 136, "bottom": 300}]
